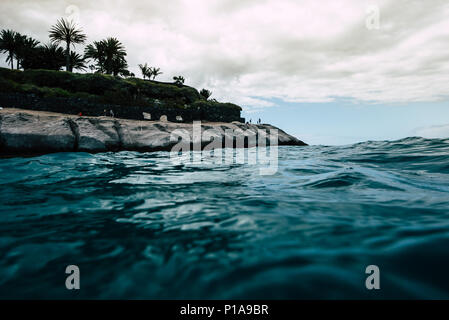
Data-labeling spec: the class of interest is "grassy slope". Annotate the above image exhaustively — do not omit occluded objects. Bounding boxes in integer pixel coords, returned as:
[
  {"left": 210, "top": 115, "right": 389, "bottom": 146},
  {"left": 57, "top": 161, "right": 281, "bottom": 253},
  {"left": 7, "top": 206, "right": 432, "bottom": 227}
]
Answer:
[{"left": 0, "top": 68, "right": 242, "bottom": 111}]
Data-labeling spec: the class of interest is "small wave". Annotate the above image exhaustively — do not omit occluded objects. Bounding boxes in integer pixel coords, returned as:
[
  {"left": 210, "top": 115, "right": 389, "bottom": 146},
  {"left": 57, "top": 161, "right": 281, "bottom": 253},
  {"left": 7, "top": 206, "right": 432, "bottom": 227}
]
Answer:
[{"left": 1, "top": 137, "right": 449, "bottom": 298}]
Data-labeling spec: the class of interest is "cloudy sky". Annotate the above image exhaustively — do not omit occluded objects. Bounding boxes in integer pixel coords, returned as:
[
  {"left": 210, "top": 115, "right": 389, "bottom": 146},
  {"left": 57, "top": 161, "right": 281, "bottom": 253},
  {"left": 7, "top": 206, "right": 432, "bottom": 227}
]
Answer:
[{"left": 1, "top": 0, "right": 449, "bottom": 144}]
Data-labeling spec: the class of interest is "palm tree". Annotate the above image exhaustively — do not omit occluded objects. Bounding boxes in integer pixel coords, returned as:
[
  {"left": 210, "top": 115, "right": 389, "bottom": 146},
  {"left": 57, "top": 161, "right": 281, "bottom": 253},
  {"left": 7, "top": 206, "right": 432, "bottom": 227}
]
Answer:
[
  {"left": 69, "top": 51, "right": 86, "bottom": 72},
  {"left": 16, "top": 35, "right": 40, "bottom": 69},
  {"left": 49, "top": 18, "right": 87, "bottom": 72},
  {"left": 0, "top": 29, "right": 20, "bottom": 69},
  {"left": 85, "top": 37, "right": 128, "bottom": 76},
  {"left": 200, "top": 89, "right": 212, "bottom": 100},
  {"left": 39, "top": 43, "right": 66, "bottom": 70},
  {"left": 21, "top": 43, "right": 65, "bottom": 70},
  {"left": 84, "top": 41, "right": 106, "bottom": 73},
  {"left": 150, "top": 67, "right": 163, "bottom": 80},
  {"left": 139, "top": 63, "right": 150, "bottom": 80}
]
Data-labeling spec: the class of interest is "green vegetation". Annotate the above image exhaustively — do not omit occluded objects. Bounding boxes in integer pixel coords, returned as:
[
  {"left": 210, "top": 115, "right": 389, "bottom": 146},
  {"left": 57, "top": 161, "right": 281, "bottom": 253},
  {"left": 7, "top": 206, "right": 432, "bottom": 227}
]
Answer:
[
  {"left": 139, "top": 63, "right": 151, "bottom": 80},
  {"left": 139, "top": 64, "right": 163, "bottom": 80},
  {"left": 84, "top": 37, "right": 128, "bottom": 76},
  {"left": 21, "top": 43, "right": 64, "bottom": 71},
  {"left": 0, "top": 18, "right": 200, "bottom": 88},
  {"left": 0, "top": 19, "right": 242, "bottom": 116},
  {"left": 150, "top": 67, "right": 163, "bottom": 80},
  {"left": 173, "top": 76, "right": 185, "bottom": 87},
  {"left": 69, "top": 51, "right": 87, "bottom": 72},
  {"left": 0, "top": 67, "right": 241, "bottom": 112},
  {"left": 0, "top": 28, "right": 86, "bottom": 72},
  {"left": 200, "top": 89, "right": 212, "bottom": 100},
  {"left": 0, "top": 29, "right": 38, "bottom": 70},
  {"left": 1, "top": 19, "right": 190, "bottom": 87},
  {"left": 0, "top": 30, "right": 17, "bottom": 69},
  {"left": 49, "top": 18, "right": 87, "bottom": 72},
  {"left": 191, "top": 100, "right": 241, "bottom": 112},
  {"left": 15, "top": 35, "right": 40, "bottom": 70}
]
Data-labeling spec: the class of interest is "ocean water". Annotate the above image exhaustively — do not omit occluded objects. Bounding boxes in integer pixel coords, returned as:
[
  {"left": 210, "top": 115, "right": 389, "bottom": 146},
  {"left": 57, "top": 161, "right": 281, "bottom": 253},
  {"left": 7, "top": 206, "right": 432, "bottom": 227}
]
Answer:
[{"left": 1, "top": 137, "right": 449, "bottom": 299}]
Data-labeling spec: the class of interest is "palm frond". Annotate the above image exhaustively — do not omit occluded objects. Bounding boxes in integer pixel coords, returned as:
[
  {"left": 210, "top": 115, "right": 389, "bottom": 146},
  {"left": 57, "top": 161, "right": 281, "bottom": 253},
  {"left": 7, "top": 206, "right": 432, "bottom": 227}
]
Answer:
[{"left": 49, "top": 18, "right": 87, "bottom": 46}]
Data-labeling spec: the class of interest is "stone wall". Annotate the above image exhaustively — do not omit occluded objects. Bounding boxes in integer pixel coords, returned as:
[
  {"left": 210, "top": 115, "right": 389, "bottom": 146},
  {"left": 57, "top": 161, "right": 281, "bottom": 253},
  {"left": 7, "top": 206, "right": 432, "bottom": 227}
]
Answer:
[{"left": 0, "top": 93, "right": 245, "bottom": 123}]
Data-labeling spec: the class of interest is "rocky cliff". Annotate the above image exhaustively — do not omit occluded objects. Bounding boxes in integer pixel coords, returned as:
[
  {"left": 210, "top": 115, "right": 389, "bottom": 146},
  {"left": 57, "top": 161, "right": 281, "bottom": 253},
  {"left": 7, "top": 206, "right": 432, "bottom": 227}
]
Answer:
[{"left": 0, "top": 109, "right": 307, "bottom": 157}]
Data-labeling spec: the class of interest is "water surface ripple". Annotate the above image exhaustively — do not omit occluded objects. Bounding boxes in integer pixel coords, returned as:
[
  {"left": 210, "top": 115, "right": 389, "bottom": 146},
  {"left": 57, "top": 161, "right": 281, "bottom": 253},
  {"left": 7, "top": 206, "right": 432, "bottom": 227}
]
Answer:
[{"left": 1, "top": 137, "right": 449, "bottom": 299}]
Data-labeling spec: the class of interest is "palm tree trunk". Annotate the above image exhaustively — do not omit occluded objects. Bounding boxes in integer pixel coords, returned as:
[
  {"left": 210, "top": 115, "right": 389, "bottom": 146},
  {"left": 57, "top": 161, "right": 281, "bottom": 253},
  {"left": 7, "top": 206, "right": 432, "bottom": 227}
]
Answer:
[
  {"left": 66, "top": 42, "right": 70, "bottom": 72},
  {"left": 9, "top": 53, "right": 13, "bottom": 70}
]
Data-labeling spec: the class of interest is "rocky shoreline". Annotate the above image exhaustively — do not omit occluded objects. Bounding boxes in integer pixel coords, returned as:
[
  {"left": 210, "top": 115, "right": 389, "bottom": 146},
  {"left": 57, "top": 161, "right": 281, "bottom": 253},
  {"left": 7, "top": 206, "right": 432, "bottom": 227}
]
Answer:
[{"left": 0, "top": 108, "right": 307, "bottom": 157}]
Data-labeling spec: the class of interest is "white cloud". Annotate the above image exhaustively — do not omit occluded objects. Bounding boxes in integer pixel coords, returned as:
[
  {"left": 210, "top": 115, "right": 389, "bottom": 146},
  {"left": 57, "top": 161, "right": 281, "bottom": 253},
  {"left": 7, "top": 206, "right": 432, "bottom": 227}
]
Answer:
[
  {"left": 1, "top": 0, "right": 449, "bottom": 109},
  {"left": 413, "top": 124, "right": 449, "bottom": 139}
]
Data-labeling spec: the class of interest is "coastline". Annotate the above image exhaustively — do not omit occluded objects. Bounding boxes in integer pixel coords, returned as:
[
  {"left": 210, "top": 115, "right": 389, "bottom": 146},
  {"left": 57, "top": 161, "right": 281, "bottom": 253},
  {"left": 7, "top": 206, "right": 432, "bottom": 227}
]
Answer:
[{"left": 0, "top": 108, "right": 307, "bottom": 158}]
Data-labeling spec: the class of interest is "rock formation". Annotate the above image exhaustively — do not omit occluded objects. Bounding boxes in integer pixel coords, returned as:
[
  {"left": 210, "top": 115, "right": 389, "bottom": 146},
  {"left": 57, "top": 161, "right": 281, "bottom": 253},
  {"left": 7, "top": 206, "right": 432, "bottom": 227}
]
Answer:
[{"left": 0, "top": 109, "right": 307, "bottom": 157}]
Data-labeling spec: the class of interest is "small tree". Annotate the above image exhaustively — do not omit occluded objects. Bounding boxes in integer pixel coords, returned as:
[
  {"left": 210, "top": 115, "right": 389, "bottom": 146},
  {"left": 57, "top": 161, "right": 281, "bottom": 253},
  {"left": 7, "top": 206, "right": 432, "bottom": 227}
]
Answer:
[
  {"left": 173, "top": 76, "right": 185, "bottom": 87},
  {"left": 0, "top": 29, "right": 21, "bottom": 69},
  {"left": 200, "top": 89, "right": 212, "bottom": 100},
  {"left": 139, "top": 63, "right": 150, "bottom": 80},
  {"left": 121, "top": 69, "right": 135, "bottom": 78},
  {"left": 150, "top": 67, "right": 162, "bottom": 80}
]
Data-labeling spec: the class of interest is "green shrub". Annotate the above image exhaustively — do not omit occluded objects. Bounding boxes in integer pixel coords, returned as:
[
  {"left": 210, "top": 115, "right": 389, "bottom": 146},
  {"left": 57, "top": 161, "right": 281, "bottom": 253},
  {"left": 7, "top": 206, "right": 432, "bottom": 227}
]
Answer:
[
  {"left": 0, "top": 78, "right": 20, "bottom": 92},
  {"left": 21, "top": 69, "right": 74, "bottom": 88},
  {"left": 190, "top": 100, "right": 242, "bottom": 111},
  {"left": 0, "top": 67, "right": 241, "bottom": 112},
  {"left": 0, "top": 68, "right": 24, "bottom": 83},
  {"left": 41, "top": 87, "right": 71, "bottom": 98},
  {"left": 19, "top": 83, "right": 41, "bottom": 95}
]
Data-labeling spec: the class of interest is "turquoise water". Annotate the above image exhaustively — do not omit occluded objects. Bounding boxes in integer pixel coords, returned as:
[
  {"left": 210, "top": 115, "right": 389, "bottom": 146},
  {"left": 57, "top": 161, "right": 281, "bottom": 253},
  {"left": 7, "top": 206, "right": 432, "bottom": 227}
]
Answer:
[{"left": 1, "top": 137, "right": 449, "bottom": 299}]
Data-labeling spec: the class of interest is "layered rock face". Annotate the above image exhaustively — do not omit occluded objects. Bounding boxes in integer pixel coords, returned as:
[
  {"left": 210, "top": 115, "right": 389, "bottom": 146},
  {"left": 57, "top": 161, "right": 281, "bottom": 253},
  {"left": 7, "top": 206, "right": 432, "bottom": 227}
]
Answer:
[{"left": 0, "top": 109, "right": 307, "bottom": 157}]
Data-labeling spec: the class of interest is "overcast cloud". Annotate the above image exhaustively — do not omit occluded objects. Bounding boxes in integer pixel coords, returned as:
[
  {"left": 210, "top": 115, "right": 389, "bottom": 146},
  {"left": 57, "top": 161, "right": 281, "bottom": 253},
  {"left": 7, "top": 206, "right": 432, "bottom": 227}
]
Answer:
[
  {"left": 1, "top": 0, "right": 449, "bottom": 109},
  {"left": 413, "top": 124, "right": 449, "bottom": 139}
]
